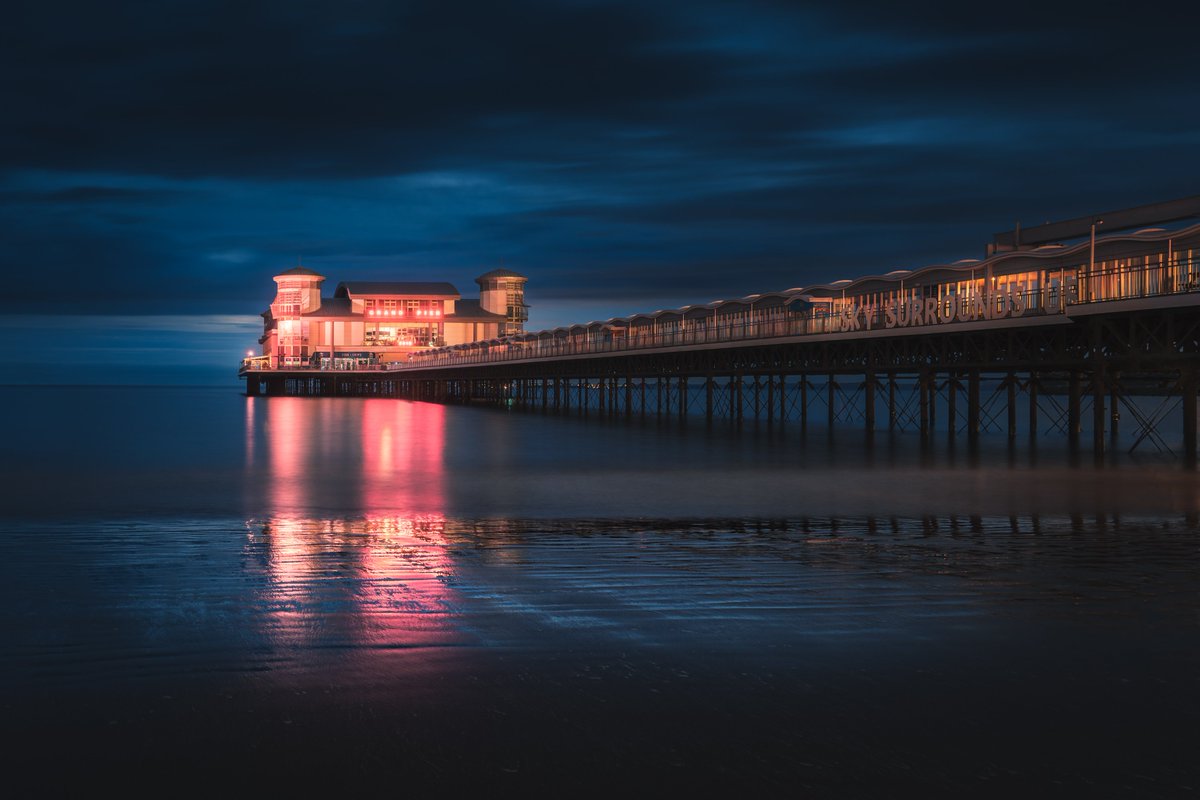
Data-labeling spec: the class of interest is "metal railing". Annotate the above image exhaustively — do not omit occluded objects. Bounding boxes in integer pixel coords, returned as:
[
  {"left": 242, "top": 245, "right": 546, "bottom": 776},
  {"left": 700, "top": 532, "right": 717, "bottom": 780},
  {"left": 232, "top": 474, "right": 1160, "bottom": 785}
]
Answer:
[{"left": 244, "top": 255, "right": 1200, "bottom": 374}]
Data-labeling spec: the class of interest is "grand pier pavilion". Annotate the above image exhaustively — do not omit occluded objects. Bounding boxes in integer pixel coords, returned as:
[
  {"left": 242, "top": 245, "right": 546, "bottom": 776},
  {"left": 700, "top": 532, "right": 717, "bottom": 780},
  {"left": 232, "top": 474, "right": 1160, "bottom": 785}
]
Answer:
[
  {"left": 246, "top": 267, "right": 528, "bottom": 369},
  {"left": 241, "top": 196, "right": 1200, "bottom": 460}
]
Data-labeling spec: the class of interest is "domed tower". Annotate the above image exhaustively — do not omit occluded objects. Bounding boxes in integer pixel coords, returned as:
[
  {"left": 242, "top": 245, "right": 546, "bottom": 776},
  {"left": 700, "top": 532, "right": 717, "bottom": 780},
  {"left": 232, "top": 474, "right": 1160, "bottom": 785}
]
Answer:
[
  {"left": 475, "top": 268, "right": 529, "bottom": 335},
  {"left": 269, "top": 266, "right": 324, "bottom": 366}
]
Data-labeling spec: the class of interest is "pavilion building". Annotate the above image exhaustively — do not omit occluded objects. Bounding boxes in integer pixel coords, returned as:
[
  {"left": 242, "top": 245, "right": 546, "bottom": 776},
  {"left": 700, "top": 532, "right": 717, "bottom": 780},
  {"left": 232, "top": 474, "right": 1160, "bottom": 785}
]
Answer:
[{"left": 256, "top": 266, "right": 528, "bottom": 368}]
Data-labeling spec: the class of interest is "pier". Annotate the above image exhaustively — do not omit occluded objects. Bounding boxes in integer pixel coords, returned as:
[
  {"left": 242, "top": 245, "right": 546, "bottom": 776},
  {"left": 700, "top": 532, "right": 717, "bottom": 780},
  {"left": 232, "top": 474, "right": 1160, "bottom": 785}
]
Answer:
[{"left": 241, "top": 204, "right": 1200, "bottom": 462}]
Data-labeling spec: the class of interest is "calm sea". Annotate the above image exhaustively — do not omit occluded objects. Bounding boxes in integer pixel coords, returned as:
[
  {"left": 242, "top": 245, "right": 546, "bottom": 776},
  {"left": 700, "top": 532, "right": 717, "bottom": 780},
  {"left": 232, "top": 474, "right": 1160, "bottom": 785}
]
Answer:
[{"left": 1, "top": 385, "right": 1197, "bottom": 794}]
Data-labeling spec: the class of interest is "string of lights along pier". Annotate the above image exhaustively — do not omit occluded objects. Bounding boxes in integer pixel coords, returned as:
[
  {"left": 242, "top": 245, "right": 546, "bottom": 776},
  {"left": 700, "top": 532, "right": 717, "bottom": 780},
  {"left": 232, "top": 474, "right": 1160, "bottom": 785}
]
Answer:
[{"left": 240, "top": 196, "right": 1200, "bottom": 462}]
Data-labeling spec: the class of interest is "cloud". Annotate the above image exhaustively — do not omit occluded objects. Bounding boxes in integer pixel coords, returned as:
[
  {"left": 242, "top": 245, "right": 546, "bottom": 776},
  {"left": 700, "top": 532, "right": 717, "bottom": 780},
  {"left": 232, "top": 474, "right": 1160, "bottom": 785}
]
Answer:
[{"left": 1, "top": 0, "right": 1198, "bottom": 343}]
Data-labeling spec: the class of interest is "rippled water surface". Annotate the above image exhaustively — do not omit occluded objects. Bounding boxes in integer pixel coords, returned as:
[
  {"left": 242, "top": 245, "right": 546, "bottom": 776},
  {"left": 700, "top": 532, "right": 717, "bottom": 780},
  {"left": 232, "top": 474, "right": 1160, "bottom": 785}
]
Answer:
[{"left": 1, "top": 386, "right": 1197, "bottom": 794}]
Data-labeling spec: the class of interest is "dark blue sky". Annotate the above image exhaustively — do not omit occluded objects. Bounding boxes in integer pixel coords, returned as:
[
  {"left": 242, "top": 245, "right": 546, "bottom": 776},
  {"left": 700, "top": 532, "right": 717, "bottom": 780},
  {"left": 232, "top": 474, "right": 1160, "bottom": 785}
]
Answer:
[{"left": 4, "top": 1, "right": 1199, "bottom": 381}]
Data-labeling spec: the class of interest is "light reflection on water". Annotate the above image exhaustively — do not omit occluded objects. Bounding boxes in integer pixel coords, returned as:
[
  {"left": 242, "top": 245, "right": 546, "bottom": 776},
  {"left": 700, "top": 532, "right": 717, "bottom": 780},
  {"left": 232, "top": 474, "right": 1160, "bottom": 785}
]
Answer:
[
  {"left": 250, "top": 515, "right": 459, "bottom": 654},
  {"left": 1, "top": 387, "right": 1198, "bottom": 790},
  {"left": 4, "top": 511, "right": 1196, "bottom": 690}
]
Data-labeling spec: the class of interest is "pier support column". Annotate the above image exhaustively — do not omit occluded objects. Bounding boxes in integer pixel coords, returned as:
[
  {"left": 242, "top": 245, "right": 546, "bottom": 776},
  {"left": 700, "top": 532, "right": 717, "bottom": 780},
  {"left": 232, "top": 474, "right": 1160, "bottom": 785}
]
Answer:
[
  {"left": 625, "top": 376, "right": 633, "bottom": 419},
  {"left": 1028, "top": 371, "right": 1038, "bottom": 439},
  {"left": 1007, "top": 371, "right": 1018, "bottom": 441},
  {"left": 766, "top": 374, "right": 775, "bottom": 429},
  {"left": 678, "top": 376, "right": 688, "bottom": 420},
  {"left": 1110, "top": 371, "right": 1120, "bottom": 442},
  {"left": 887, "top": 372, "right": 897, "bottom": 431},
  {"left": 800, "top": 373, "right": 808, "bottom": 433},
  {"left": 1183, "top": 368, "right": 1197, "bottom": 467},
  {"left": 946, "top": 371, "right": 957, "bottom": 439},
  {"left": 967, "top": 369, "right": 981, "bottom": 444},
  {"left": 778, "top": 374, "right": 787, "bottom": 426},
  {"left": 705, "top": 375, "right": 714, "bottom": 424},
  {"left": 1093, "top": 367, "right": 1106, "bottom": 458},
  {"left": 1068, "top": 370, "right": 1082, "bottom": 448},
  {"left": 827, "top": 374, "right": 836, "bottom": 431},
  {"left": 919, "top": 370, "right": 930, "bottom": 440},
  {"left": 928, "top": 370, "right": 936, "bottom": 433},
  {"left": 735, "top": 376, "right": 744, "bottom": 424},
  {"left": 864, "top": 371, "right": 876, "bottom": 432}
]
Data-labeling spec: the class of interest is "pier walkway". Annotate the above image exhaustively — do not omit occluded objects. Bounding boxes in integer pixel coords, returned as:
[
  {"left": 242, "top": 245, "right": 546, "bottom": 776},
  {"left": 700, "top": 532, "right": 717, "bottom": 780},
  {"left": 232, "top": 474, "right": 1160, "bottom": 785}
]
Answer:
[{"left": 241, "top": 215, "right": 1200, "bottom": 462}]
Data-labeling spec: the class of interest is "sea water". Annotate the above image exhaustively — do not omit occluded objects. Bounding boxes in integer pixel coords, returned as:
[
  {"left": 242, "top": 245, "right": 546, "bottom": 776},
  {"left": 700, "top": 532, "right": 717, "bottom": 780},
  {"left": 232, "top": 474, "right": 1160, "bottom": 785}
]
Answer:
[{"left": 1, "top": 385, "right": 1196, "bottom": 793}]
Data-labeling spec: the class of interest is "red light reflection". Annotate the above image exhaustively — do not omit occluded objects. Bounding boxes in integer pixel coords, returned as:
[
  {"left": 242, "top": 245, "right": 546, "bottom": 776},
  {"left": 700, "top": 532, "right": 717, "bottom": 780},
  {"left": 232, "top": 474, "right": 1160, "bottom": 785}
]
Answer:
[
  {"left": 251, "top": 398, "right": 459, "bottom": 653},
  {"left": 250, "top": 514, "right": 460, "bottom": 651},
  {"left": 360, "top": 399, "right": 445, "bottom": 515}
]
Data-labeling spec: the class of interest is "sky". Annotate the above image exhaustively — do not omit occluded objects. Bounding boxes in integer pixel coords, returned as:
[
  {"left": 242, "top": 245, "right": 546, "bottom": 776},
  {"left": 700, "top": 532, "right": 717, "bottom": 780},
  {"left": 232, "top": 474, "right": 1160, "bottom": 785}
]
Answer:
[{"left": 3, "top": 0, "right": 1199, "bottom": 383}]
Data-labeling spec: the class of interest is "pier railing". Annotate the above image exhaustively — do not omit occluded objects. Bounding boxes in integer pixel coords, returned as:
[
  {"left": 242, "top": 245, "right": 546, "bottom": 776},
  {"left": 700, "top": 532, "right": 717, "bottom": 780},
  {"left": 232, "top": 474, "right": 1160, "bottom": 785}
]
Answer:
[
  {"left": 242, "top": 254, "right": 1200, "bottom": 374},
  {"left": 400, "top": 257, "right": 1200, "bottom": 370}
]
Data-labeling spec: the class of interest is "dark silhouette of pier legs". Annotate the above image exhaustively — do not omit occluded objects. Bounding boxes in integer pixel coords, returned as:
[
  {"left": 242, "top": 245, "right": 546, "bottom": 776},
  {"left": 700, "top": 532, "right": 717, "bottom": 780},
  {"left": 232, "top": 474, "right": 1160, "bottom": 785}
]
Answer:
[
  {"left": 827, "top": 374, "right": 835, "bottom": 431},
  {"left": 1007, "top": 371, "right": 1018, "bottom": 441},
  {"left": 967, "top": 369, "right": 980, "bottom": 445},
  {"left": 928, "top": 370, "right": 936, "bottom": 434},
  {"left": 800, "top": 374, "right": 808, "bottom": 433},
  {"left": 946, "top": 371, "right": 957, "bottom": 439},
  {"left": 887, "top": 372, "right": 897, "bottom": 431},
  {"left": 919, "top": 369, "right": 930, "bottom": 441},
  {"left": 864, "top": 371, "right": 876, "bottom": 432},
  {"left": 1183, "top": 368, "right": 1197, "bottom": 467},
  {"left": 1068, "top": 370, "right": 1081, "bottom": 449},
  {"left": 1109, "top": 371, "right": 1120, "bottom": 443},
  {"left": 778, "top": 374, "right": 787, "bottom": 426},
  {"left": 1028, "top": 371, "right": 1038, "bottom": 439}
]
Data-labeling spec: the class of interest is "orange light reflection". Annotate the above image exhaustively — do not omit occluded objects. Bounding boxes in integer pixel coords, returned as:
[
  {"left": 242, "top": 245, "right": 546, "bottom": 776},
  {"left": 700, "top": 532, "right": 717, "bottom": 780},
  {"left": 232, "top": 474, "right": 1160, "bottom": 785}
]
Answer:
[{"left": 252, "top": 398, "right": 460, "bottom": 653}]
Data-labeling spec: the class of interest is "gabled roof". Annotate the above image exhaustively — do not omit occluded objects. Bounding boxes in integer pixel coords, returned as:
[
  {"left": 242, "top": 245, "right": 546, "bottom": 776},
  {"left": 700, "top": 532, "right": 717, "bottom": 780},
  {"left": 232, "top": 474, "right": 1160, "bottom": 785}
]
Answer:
[
  {"left": 335, "top": 281, "right": 460, "bottom": 297},
  {"left": 446, "top": 299, "right": 506, "bottom": 321},
  {"left": 301, "top": 297, "right": 356, "bottom": 318}
]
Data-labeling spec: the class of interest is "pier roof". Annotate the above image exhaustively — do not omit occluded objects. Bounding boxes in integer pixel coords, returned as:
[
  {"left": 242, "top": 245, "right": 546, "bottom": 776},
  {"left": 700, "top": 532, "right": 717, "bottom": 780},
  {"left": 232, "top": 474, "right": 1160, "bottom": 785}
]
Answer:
[
  {"left": 476, "top": 268, "right": 527, "bottom": 282},
  {"left": 335, "top": 281, "right": 460, "bottom": 298},
  {"left": 447, "top": 299, "right": 506, "bottom": 321},
  {"left": 276, "top": 266, "right": 324, "bottom": 278},
  {"left": 301, "top": 297, "right": 356, "bottom": 317}
]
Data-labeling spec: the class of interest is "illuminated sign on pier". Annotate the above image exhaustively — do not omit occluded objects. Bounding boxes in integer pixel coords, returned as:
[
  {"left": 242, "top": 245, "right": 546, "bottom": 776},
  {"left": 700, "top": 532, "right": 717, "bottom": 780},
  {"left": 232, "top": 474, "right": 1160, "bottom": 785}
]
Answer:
[{"left": 829, "top": 288, "right": 1070, "bottom": 333}]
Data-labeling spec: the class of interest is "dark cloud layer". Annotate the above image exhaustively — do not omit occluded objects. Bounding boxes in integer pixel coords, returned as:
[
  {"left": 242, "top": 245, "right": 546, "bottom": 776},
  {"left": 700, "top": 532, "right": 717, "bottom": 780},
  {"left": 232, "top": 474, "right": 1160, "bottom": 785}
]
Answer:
[{"left": 2, "top": 0, "right": 1199, "bottom": 327}]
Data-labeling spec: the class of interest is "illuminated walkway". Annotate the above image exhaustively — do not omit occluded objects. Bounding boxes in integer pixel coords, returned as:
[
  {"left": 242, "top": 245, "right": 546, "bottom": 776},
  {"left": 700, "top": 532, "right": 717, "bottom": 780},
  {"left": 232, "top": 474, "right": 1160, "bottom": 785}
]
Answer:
[{"left": 241, "top": 201, "right": 1200, "bottom": 462}]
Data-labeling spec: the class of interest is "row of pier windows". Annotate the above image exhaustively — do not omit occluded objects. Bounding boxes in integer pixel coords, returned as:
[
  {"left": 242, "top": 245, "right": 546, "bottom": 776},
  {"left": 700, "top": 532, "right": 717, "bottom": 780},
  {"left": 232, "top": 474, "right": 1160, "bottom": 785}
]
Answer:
[
  {"left": 470, "top": 248, "right": 1200, "bottom": 351},
  {"left": 363, "top": 298, "right": 444, "bottom": 316},
  {"left": 816, "top": 252, "right": 1200, "bottom": 318}
]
